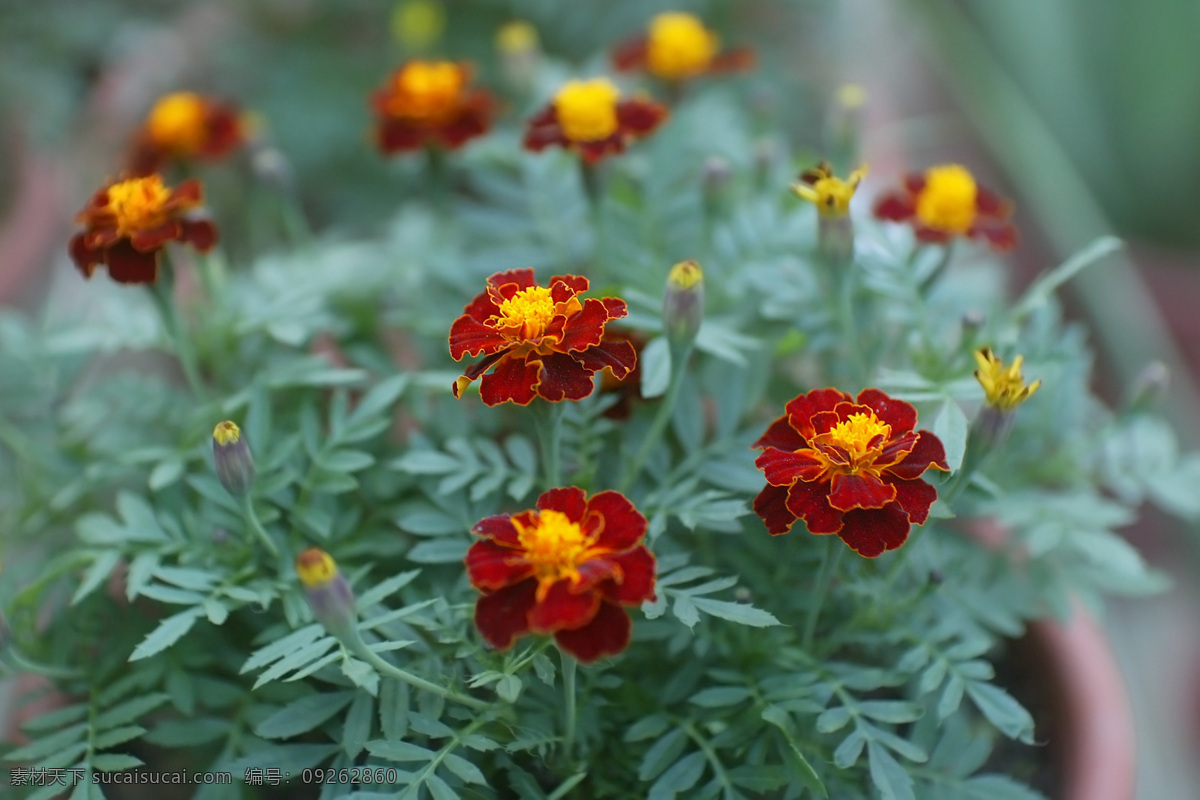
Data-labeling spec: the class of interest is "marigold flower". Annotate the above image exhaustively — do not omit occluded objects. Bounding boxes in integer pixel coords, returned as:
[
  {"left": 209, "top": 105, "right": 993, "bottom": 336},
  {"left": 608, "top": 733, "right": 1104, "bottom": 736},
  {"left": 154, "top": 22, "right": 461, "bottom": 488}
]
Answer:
[
  {"left": 974, "top": 348, "right": 1041, "bottom": 411},
  {"left": 753, "top": 388, "right": 950, "bottom": 557},
  {"left": 129, "top": 92, "right": 246, "bottom": 176},
  {"left": 296, "top": 548, "right": 358, "bottom": 639},
  {"left": 68, "top": 174, "right": 217, "bottom": 285},
  {"left": 611, "top": 12, "right": 754, "bottom": 82},
  {"left": 874, "top": 164, "right": 1017, "bottom": 251},
  {"left": 449, "top": 269, "right": 637, "bottom": 406},
  {"left": 212, "top": 421, "right": 255, "bottom": 496},
  {"left": 794, "top": 162, "right": 867, "bottom": 218},
  {"left": 523, "top": 78, "right": 668, "bottom": 164},
  {"left": 465, "top": 487, "right": 656, "bottom": 663},
  {"left": 370, "top": 60, "right": 495, "bottom": 155}
]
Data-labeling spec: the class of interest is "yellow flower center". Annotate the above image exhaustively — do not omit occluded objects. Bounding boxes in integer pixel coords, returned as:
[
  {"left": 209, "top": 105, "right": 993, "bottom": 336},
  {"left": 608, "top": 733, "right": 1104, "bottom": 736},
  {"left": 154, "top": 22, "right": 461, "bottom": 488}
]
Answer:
[
  {"left": 915, "top": 164, "right": 978, "bottom": 234},
  {"left": 296, "top": 548, "right": 339, "bottom": 588},
  {"left": 213, "top": 420, "right": 241, "bottom": 446},
  {"left": 646, "top": 13, "right": 718, "bottom": 80},
  {"left": 794, "top": 164, "right": 868, "bottom": 217},
  {"left": 974, "top": 348, "right": 1041, "bottom": 411},
  {"left": 104, "top": 175, "right": 172, "bottom": 234},
  {"left": 146, "top": 92, "right": 208, "bottom": 154},
  {"left": 667, "top": 259, "right": 704, "bottom": 290},
  {"left": 388, "top": 61, "right": 464, "bottom": 121},
  {"left": 515, "top": 510, "right": 597, "bottom": 597},
  {"left": 554, "top": 79, "right": 620, "bottom": 142},
  {"left": 493, "top": 285, "right": 557, "bottom": 340},
  {"left": 496, "top": 20, "right": 538, "bottom": 54},
  {"left": 827, "top": 412, "right": 892, "bottom": 468}
]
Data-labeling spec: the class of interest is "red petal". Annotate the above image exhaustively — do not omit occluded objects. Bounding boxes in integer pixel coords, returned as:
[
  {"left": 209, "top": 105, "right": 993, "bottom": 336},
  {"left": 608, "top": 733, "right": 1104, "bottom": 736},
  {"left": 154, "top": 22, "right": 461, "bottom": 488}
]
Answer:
[
  {"left": 453, "top": 351, "right": 507, "bottom": 397},
  {"left": 105, "top": 241, "right": 161, "bottom": 284},
  {"left": 171, "top": 180, "right": 204, "bottom": 206},
  {"left": 554, "top": 600, "right": 632, "bottom": 663},
  {"left": 584, "top": 491, "right": 647, "bottom": 550},
  {"left": 785, "top": 480, "right": 844, "bottom": 534},
  {"left": 973, "top": 221, "right": 1019, "bottom": 252},
  {"left": 474, "top": 581, "right": 536, "bottom": 650},
  {"left": 890, "top": 478, "right": 938, "bottom": 526},
  {"left": 810, "top": 407, "right": 854, "bottom": 436},
  {"left": 710, "top": 46, "right": 756, "bottom": 73},
  {"left": 577, "top": 137, "right": 625, "bottom": 163},
  {"left": 603, "top": 547, "right": 656, "bottom": 604},
  {"left": 574, "top": 338, "right": 637, "bottom": 381},
  {"left": 751, "top": 415, "right": 806, "bottom": 452},
  {"left": 784, "top": 388, "right": 852, "bottom": 439},
  {"left": 856, "top": 389, "right": 918, "bottom": 433},
  {"left": 537, "top": 486, "right": 589, "bottom": 523},
  {"left": 536, "top": 352, "right": 597, "bottom": 402},
  {"left": 611, "top": 36, "right": 649, "bottom": 71},
  {"left": 130, "top": 222, "right": 182, "bottom": 251},
  {"left": 479, "top": 353, "right": 541, "bottom": 406},
  {"left": 472, "top": 514, "right": 522, "bottom": 545},
  {"left": 376, "top": 118, "right": 427, "bottom": 154},
  {"left": 887, "top": 430, "right": 949, "bottom": 479},
  {"left": 914, "top": 227, "right": 953, "bottom": 245},
  {"left": 529, "top": 581, "right": 601, "bottom": 633},
  {"left": 836, "top": 504, "right": 911, "bottom": 558},
  {"left": 449, "top": 314, "right": 510, "bottom": 360},
  {"left": 874, "top": 193, "right": 916, "bottom": 222},
  {"left": 756, "top": 447, "right": 825, "bottom": 486},
  {"left": 557, "top": 297, "right": 609, "bottom": 352},
  {"left": 876, "top": 430, "right": 919, "bottom": 469},
  {"left": 616, "top": 98, "right": 668, "bottom": 136},
  {"left": 462, "top": 286, "right": 501, "bottom": 321},
  {"left": 182, "top": 218, "right": 218, "bottom": 252},
  {"left": 551, "top": 273, "right": 589, "bottom": 298},
  {"left": 753, "top": 484, "right": 797, "bottom": 535},
  {"left": 829, "top": 472, "right": 897, "bottom": 511},
  {"left": 904, "top": 174, "right": 926, "bottom": 194},
  {"left": 599, "top": 297, "right": 628, "bottom": 320},
  {"left": 974, "top": 185, "right": 1012, "bottom": 217},
  {"left": 69, "top": 233, "right": 101, "bottom": 276},
  {"left": 465, "top": 539, "right": 531, "bottom": 590}
]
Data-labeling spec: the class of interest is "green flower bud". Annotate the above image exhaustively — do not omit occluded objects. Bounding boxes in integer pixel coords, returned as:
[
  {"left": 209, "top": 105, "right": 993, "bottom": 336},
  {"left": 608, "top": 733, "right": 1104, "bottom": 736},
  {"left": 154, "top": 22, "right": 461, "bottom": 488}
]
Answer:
[
  {"left": 662, "top": 260, "right": 705, "bottom": 351},
  {"left": 296, "top": 548, "right": 359, "bottom": 640},
  {"left": 212, "top": 420, "right": 255, "bottom": 496}
]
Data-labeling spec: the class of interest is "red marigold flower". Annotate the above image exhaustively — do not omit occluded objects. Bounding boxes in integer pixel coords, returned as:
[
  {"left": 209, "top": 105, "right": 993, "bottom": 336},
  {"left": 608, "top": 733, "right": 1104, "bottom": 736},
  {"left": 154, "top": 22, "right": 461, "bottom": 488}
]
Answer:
[
  {"left": 465, "top": 487, "right": 656, "bottom": 663},
  {"left": 129, "top": 92, "right": 246, "bottom": 176},
  {"left": 874, "top": 164, "right": 1018, "bottom": 251},
  {"left": 611, "top": 12, "right": 754, "bottom": 82},
  {"left": 68, "top": 174, "right": 218, "bottom": 285},
  {"left": 523, "top": 78, "right": 668, "bottom": 164},
  {"left": 370, "top": 60, "right": 494, "bottom": 155},
  {"left": 752, "top": 388, "right": 950, "bottom": 558},
  {"left": 449, "top": 268, "right": 637, "bottom": 406}
]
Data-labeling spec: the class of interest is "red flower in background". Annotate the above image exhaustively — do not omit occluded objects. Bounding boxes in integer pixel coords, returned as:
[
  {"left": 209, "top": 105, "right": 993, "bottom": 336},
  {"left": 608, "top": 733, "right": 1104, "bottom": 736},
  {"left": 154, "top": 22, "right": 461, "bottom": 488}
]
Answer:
[
  {"left": 611, "top": 12, "right": 754, "bottom": 82},
  {"left": 69, "top": 174, "right": 217, "bottom": 285},
  {"left": 874, "top": 164, "right": 1017, "bottom": 251},
  {"left": 449, "top": 269, "right": 637, "bottom": 406},
  {"left": 466, "top": 487, "right": 656, "bottom": 663},
  {"left": 129, "top": 92, "right": 246, "bottom": 176},
  {"left": 523, "top": 78, "right": 667, "bottom": 164},
  {"left": 370, "top": 61, "right": 494, "bottom": 154},
  {"left": 752, "top": 388, "right": 949, "bottom": 557}
]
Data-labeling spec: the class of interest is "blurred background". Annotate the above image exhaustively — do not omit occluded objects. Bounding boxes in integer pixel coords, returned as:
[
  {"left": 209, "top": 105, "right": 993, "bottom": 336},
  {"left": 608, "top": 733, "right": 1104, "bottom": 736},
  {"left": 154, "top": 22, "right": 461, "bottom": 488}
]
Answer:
[{"left": 2, "top": 1, "right": 1199, "bottom": 797}]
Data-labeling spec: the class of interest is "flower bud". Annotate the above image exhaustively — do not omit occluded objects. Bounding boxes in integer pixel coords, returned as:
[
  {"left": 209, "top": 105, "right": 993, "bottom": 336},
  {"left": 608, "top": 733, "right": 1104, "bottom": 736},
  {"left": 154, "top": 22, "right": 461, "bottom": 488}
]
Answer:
[
  {"left": 793, "top": 161, "right": 867, "bottom": 266},
  {"left": 496, "top": 21, "right": 540, "bottom": 92},
  {"left": 662, "top": 260, "right": 705, "bottom": 351},
  {"left": 212, "top": 420, "right": 255, "bottom": 497},
  {"left": 1127, "top": 361, "right": 1169, "bottom": 413},
  {"left": 249, "top": 144, "right": 294, "bottom": 191},
  {"left": 827, "top": 84, "right": 866, "bottom": 171},
  {"left": 296, "top": 548, "right": 358, "bottom": 639},
  {"left": 968, "top": 348, "right": 1040, "bottom": 452},
  {"left": 391, "top": 0, "right": 445, "bottom": 52}
]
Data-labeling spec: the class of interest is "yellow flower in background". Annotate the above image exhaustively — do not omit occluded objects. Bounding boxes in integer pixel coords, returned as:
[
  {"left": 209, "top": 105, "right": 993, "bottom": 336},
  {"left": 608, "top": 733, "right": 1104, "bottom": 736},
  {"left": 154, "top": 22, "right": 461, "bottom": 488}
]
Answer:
[
  {"left": 793, "top": 162, "right": 868, "bottom": 218},
  {"left": 974, "top": 348, "right": 1041, "bottom": 410},
  {"left": 391, "top": 0, "right": 445, "bottom": 50}
]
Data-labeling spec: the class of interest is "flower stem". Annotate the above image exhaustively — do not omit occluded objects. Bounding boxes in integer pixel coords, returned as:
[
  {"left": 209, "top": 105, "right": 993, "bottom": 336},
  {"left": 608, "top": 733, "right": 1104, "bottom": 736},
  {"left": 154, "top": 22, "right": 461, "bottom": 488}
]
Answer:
[
  {"left": 536, "top": 401, "right": 565, "bottom": 488},
  {"left": 560, "top": 647, "right": 578, "bottom": 763},
  {"left": 802, "top": 536, "right": 845, "bottom": 651},
  {"left": 148, "top": 263, "right": 204, "bottom": 396},
  {"left": 347, "top": 633, "right": 491, "bottom": 711},
  {"left": 618, "top": 345, "right": 691, "bottom": 493},
  {"left": 242, "top": 495, "right": 280, "bottom": 557}
]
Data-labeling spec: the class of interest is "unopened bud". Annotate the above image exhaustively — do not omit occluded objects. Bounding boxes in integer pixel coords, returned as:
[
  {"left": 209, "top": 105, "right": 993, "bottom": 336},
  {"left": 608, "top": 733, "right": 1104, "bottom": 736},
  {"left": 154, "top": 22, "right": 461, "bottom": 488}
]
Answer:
[
  {"left": 702, "top": 156, "right": 732, "bottom": 194},
  {"left": 296, "top": 548, "right": 358, "bottom": 639},
  {"left": 793, "top": 162, "right": 866, "bottom": 265},
  {"left": 827, "top": 84, "right": 866, "bottom": 171},
  {"left": 213, "top": 421, "right": 255, "bottom": 496},
  {"left": 496, "top": 21, "right": 540, "bottom": 91},
  {"left": 249, "top": 144, "right": 294, "bottom": 191},
  {"left": 391, "top": 0, "right": 445, "bottom": 52},
  {"left": 1127, "top": 361, "right": 1169, "bottom": 412},
  {"left": 961, "top": 309, "right": 985, "bottom": 334},
  {"left": 663, "top": 260, "right": 705, "bottom": 351}
]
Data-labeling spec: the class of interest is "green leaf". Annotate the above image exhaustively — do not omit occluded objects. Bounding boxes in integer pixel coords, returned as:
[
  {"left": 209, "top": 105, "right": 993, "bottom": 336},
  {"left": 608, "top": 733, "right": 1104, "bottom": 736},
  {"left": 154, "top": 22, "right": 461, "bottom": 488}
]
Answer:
[
  {"left": 356, "top": 570, "right": 421, "bottom": 609},
  {"left": 72, "top": 550, "right": 122, "bottom": 605},
  {"left": 938, "top": 675, "right": 965, "bottom": 720},
  {"left": 95, "top": 694, "right": 170, "bottom": 729},
  {"left": 19, "top": 704, "right": 88, "bottom": 733},
  {"left": 242, "top": 624, "right": 324, "bottom": 673},
  {"left": 816, "top": 706, "right": 852, "bottom": 733},
  {"left": 366, "top": 739, "right": 437, "bottom": 762},
  {"left": 638, "top": 728, "right": 688, "bottom": 781},
  {"left": 221, "top": 743, "right": 339, "bottom": 775},
  {"left": 1013, "top": 236, "right": 1121, "bottom": 319},
  {"left": 444, "top": 753, "right": 488, "bottom": 786},
  {"left": 129, "top": 607, "right": 204, "bottom": 661},
  {"left": 688, "top": 686, "right": 752, "bottom": 708},
  {"left": 391, "top": 451, "right": 461, "bottom": 475},
  {"left": 648, "top": 751, "right": 705, "bottom": 799},
  {"left": 671, "top": 595, "right": 700, "bottom": 629},
  {"left": 4, "top": 723, "right": 88, "bottom": 762},
  {"left": 91, "top": 753, "right": 144, "bottom": 771},
  {"left": 343, "top": 691, "right": 374, "bottom": 759},
  {"left": 728, "top": 765, "right": 790, "bottom": 792},
  {"left": 319, "top": 449, "right": 377, "bottom": 472},
  {"left": 407, "top": 539, "right": 470, "bottom": 564},
  {"left": 857, "top": 700, "right": 924, "bottom": 724},
  {"left": 144, "top": 718, "right": 229, "bottom": 747},
  {"left": 625, "top": 715, "right": 671, "bottom": 743},
  {"left": 149, "top": 458, "right": 185, "bottom": 490},
  {"left": 342, "top": 655, "right": 380, "bottom": 696},
  {"left": 962, "top": 774, "right": 1049, "bottom": 800},
  {"left": 497, "top": 674, "right": 523, "bottom": 703},
  {"left": 255, "top": 691, "right": 355, "bottom": 739},
  {"left": 253, "top": 639, "right": 338, "bottom": 689},
  {"left": 965, "top": 682, "right": 1035, "bottom": 744},
  {"left": 640, "top": 337, "right": 672, "bottom": 399},
  {"left": 932, "top": 398, "right": 969, "bottom": 472},
  {"left": 690, "top": 597, "right": 781, "bottom": 627},
  {"left": 93, "top": 725, "right": 146, "bottom": 749},
  {"left": 867, "top": 740, "right": 915, "bottom": 800},
  {"left": 833, "top": 728, "right": 866, "bottom": 769},
  {"left": 426, "top": 774, "right": 461, "bottom": 800}
]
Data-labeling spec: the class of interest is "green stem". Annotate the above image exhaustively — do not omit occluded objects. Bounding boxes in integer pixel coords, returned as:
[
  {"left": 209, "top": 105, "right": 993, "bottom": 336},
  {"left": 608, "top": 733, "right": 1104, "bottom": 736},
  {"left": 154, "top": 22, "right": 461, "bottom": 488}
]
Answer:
[
  {"left": 618, "top": 345, "right": 692, "bottom": 493},
  {"left": 536, "top": 401, "right": 564, "bottom": 489},
  {"left": 918, "top": 240, "right": 955, "bottom": 295},
  {"left": 802, "top": 536, "right": 845, "bottom": 651},
  {"left": 242, "top": 495, "right": 280, "bottom": 557},
  {"left": 348, "top": 633, "right": 490, "bottom": 711},
  {"left": 834, "top": 261, "right": 868, "bottom": 389},
  {"left": 560, "top": 647, "right": 578, "bottom": 763},
  {"left": 148, "top": 262, "right": 204, "bottom": 396}
]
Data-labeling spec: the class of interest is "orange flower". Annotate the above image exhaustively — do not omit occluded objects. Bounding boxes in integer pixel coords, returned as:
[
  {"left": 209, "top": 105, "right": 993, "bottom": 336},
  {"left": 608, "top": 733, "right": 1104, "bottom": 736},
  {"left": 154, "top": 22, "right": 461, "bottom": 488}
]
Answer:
[
  {"left": 69, "top": 174, "right": 217, "bottom": 285},
  {"left": 129, "top": 92, "right": 246, "bottom": 176},
  {"left": 449, "top": 269, "right": 637, "bottom": 406},
  {"left": 466, "top": 487, "right": 656, "bottom": 663},
  {"left": 753, "top": 388, "right": 949, "bottom": 557},
  {"left": 874, "top": 164, "right": 1018, "bottom": 251},
  {"left": 612, "top": 12, "right": 754, "bottom": 82},
  {"left": 523, "top": 78, "right": 667, "bottom": 163},
  {"left": 370, "top": 60, "right": 494, "bottom": 154}
]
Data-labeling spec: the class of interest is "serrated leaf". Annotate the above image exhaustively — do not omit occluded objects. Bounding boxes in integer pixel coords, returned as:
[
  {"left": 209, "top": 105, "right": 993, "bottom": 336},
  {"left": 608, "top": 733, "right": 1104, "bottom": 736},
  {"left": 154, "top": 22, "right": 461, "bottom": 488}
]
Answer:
[
  {"left": 691, "top": 597, "right": 781, "bottom": 627},
  {"left": 426, "top": 774, "right": 460, "bottom": 800},
  {"left": 497, "top": 674, "right": 523, "bottom": 703},
  {"left": 255, "top": 691, "right": 355, "bottom": 739},
  {"left": 144, "top": 718, "right": 229, "bottom": 747},
  {"left": 149, "top": 458, "right": 185, "bottom": 490},
  {"left": 648, "top": 750, "right": 705, "bottom": 799},
  {"left": 343, "top": 692, "right": 373, "bottom": 759},
  {"left": 938, "top": 675, "right": 965, "bottom": 720},
  {"left": 625, "top": 714, "right": 671, "bottom": 743},
  {"left": 671, "top": 595, "right": 700, "bottom": 629},
  {"left": 93, "top": 725, "right": 146, "bottom": 749},
  {"left": 4, "top": 723, "right": 88, "bottom": 762},
  {"left": 91, "top": 753, "right": 144, "bottom": 771},
  {"left": 638, "top": 728, "right": 688, "bottom": 781},
  {"left": 966, "top": 682, "right": 1035, "bottom": 744},
  {"left": 407, "top": 539, "right": 469, "bottom": 564},
  {"left": 857, "top": 700, "right": 924, "bottom": 724},
  {"left": 95, "top": 694, "right": 170, "bottom": 729},
  {"left": 933, "top": 398, "right": 968, "bottom": 472},
  {"left": 833, "top": 728, "right": 866, "bottom": 769},
  {"left": 867, "top": 740, "right": 915, "bottom": 800},
  {"left": 640, "top": 337, "right": 672, "bottom": 399},
  {"left": 72, "top": 551, "right": 122, "bottom": 605},
  {"left": 20, "top": 704, "right": 88, "bottom": 733},
  {"left": 356, "top": 570, "right": 421, "bottom": 609},
  {"left": 129, "top": 608, "right": 204, "bottom": 661},
  {"left": 365, "top": 740, "right": 437, "bottom": 762},
  {"left": 689, "top": 686, "right": 751, "bottom": 708},
  {"left": 444, "top": 753, "right": 487, "bottom": 786},
  {"left": 242, "top": 624, "right": 323, "bottom": 673},
  {"left": 342, "top": 656, "right": 379, "bottom": 696},
  {"left": 816, "top": 706, "right": 852, "bottom": 733}
]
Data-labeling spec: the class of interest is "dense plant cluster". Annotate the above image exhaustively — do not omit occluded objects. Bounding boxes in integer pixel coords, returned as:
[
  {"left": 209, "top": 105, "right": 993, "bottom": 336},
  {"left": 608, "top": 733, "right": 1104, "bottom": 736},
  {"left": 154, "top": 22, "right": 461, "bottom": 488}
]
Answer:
[{"left": 2, "top": 3, "right": 1197, "bottom": 799}]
